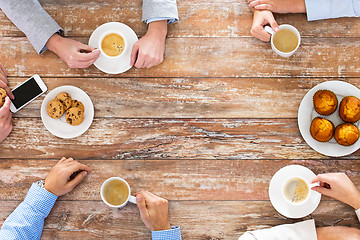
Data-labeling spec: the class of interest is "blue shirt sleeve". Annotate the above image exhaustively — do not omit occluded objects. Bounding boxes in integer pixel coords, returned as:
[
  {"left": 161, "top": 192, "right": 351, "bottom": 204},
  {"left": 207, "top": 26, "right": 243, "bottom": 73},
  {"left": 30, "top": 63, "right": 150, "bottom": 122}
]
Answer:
[
  {"left": 305, "top": 0, "right": 360, "bottom": 21},
  {"left": 0, "top": 183, "right": 58, "bottom": 240},
  {"left": 152, "top": 226, "right": 182, "bottom": 240},
  {"left": 146, "top": 17, "right": 177, "bottom": 25}
]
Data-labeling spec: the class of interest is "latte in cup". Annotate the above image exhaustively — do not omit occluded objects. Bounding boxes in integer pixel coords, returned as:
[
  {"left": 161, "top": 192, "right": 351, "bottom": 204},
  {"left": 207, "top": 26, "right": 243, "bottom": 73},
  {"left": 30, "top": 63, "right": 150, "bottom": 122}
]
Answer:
[
  {"left": 102, "top": 179, "right": 130, "bottom": 206},
  {"left": 101, "top": 33, "right": 125, "bottom": 57},
  {"left": 273, "top": 29, "right": 299, "bottom": 53},
  {"left": 283, "top": 177, "right": 309, "bottom": 203}
]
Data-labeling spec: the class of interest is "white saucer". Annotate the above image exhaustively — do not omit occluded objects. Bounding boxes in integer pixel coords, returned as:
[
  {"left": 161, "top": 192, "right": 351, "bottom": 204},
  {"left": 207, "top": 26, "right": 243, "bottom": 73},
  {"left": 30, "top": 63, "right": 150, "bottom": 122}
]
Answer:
[
  {"left": 89, "top": 22, "right": 138, "bottom": 74},
  {"left": 269, "top": 165, "right": 321, "bottom": 219},
  {"left": 41, "top": 86, "right": 94, "bottom": 139},
  {"left": 298, "top": 81, "right": 360, "bottom": 157}
]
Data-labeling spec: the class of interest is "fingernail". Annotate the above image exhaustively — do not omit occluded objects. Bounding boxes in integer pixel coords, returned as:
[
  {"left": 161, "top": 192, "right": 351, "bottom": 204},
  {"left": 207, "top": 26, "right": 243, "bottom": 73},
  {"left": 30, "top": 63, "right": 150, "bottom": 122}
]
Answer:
[
  {"left": 83, "top": 171, "right": 88, "bottom": 176},
  {"left": 275, "top": 27, "right": 279, "bottom": 31},
  {"left": 136, "top": 195, "right": 143, "bottom": 201}
]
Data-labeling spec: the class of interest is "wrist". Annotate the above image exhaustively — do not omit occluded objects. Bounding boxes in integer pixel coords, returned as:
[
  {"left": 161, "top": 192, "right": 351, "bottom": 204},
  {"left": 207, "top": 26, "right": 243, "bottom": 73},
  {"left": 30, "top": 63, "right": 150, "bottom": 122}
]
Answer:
[
  {"left": 152, "top": 222, "right": 171, "bottom": 231},
  {"left": 147, "top": 21, "right": 168, "bottom": 40},
  {"left": 46, "top": 33, "right": 62, "bottom": 54},
  {"left": 350, "top": 191, "right": 360, "bottom": 210}
]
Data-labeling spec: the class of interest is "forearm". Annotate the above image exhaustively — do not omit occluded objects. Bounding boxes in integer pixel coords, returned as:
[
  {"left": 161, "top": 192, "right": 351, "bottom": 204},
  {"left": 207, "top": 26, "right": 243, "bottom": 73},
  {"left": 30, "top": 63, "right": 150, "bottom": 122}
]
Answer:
[
  {"left": 305, "top": 0, "right": 360, "bottom": 21},
  {"left": 0, "top": 0, "right": 63, "bottom": 54},
  {"left": 146, "top": 20, "right": 168, "bottom": 40},
  {"left": 0, "top": 184, "right": 57, "bottom": 240}
]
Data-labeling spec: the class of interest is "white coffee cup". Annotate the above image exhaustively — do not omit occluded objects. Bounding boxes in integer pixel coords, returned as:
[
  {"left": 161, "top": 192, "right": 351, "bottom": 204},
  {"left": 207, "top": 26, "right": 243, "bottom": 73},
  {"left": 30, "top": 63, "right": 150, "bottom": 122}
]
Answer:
[
  {"left": 98, "top": 30, "right": 127, "bottom": 59},
  {"left": 265, "top": 24, "right": 301, "bottom": 58},
  {"left": 100, "top": 177, "right": 137, "bottom": 208},
  {"left": 282, "top": 176, "right": 318, "bottom": 206}
]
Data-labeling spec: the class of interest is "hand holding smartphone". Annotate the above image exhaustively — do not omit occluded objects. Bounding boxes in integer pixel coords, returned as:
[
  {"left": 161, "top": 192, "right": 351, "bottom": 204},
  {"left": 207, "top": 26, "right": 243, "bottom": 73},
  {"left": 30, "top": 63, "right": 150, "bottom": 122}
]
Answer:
[{"left": 10, "top": 74, "right": 47, "bottom": 113}]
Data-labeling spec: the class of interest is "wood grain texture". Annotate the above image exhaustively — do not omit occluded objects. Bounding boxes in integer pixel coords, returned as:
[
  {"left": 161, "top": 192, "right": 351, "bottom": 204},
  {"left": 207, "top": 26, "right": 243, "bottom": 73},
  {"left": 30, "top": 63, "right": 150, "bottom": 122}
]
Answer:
[
  {"left": 2, "top": 37, "right": 360, "bottom": 78},
  {"left": 1, "top": 0, "right": 360, "bottom": 38},
  {"left": 0, "top": 159, "right": 359, "bottom": 201},
  {"left": 3, "top": 118, "right": 359, "bottom": 160},
  {"left": 10, "top": 77, "right": 360, "bottom": 119},
  {"left": 0, "top": 200, "right": 358, "bottom": 240}
]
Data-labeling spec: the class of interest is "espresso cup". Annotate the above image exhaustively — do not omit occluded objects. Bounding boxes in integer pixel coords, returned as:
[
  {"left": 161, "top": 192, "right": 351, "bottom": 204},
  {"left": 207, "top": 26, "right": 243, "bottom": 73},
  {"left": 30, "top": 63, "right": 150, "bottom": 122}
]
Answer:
[
  {"left": 281, "top": 176, "right": 317, "bottom": 206},
  {"left": 265, "top": 24, "right": 301, "bottom": 58},
  {"left": 98, "top": 30, "right": 127, "bottom": 59},
  {"left": 100, "top": 177, "right": 137, "bottom": 208}
]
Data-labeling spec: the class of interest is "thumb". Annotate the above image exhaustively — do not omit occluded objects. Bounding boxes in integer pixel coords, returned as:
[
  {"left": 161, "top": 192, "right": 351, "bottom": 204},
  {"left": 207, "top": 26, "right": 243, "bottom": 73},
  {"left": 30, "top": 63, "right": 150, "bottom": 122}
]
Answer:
[
  {"left": 268, "top": 16, "right": 279, "bottom": 32},
  {"left": 66, "top": 171, "right": 88, "bottom": 190},
  {"left": 136, "top": 194, "right": 147, "bottom": 214},
  {"left": 78, "top": 42, "right": 95, "bottom": 52},
  {"left": 0, "top": 97, "right": 11, "bottom": 118},
  {"left": 312, "top": 186, "right": 332, "bottom": 197},
  {"left": 130, "top": 43, "right": 139, "bottom": 66}
]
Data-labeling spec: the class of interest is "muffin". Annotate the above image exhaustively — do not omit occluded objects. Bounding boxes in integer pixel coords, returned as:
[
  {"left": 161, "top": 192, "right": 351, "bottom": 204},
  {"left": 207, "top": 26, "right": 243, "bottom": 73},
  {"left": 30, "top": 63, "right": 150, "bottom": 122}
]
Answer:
[
  {"left": 56, "top": 92, "right": 72, "bottom": 111},
  {"left": 339, "top": 96, "right": 360, "bottom": 123},
  {"left": 334, "top": 123, "right": 359, "bottom": 146},
  {"left": 310, "top": 117, "right": 334, "bottom": 142},
  {"left": 313, "top": 90, "right": 338, "bottom": 115},
  {"left": 0, "top": 88, "right": 6, "bottom": 107}
]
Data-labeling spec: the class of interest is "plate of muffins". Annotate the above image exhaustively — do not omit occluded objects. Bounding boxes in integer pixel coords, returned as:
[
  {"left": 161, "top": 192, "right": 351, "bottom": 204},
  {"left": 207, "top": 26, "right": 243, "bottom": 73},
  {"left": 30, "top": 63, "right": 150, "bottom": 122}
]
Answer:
[
  {"left": 298, "top": 81, "right": 360, "bottom": 157},
  {"left": 41, "top": 86, "right": 94, "bottom": 139}
]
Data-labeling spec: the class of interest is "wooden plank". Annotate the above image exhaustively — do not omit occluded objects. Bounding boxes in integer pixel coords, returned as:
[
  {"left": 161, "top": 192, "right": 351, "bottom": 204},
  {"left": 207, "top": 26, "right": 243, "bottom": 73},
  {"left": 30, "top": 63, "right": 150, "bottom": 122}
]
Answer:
[
  {"left": 2, "top": 37, "right": 360, "bottom": 78},
  {"left": 9, "top": 78, "right": 360, "bottom": 119},
  {"left": 1, "top": 1, "right": 360, "bottom": 38},
  {"left": 0, "top": 159, "right": 359, "bottom": 201},
  {"left": 2, "top": 118, "right": 360, "bottom": 160},
  {"left": 0, "top": 200, "right": 358, "bottom": 239},
  {"left": 10, "top": 77, "right": 359, "bottom": 119}
]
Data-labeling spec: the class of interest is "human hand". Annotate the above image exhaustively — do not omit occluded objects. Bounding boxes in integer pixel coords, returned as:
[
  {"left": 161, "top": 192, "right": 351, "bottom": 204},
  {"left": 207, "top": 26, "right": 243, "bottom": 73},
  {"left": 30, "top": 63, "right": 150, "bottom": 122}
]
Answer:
[
  {"left": 0, "top": 63, "right": 14, "bottom": 99},
  {"left": 311, "top": 173, "right": 360, "bottom": 209},
  {"left": 0, "top": 97, "right": 13, "bottom": 143},
  {"left": 251, "top": 10, "right": 279, "bottom": 42},
  {"left": 44, "top": 157, "right": 92, "bottom": 196},
  {"left": 248, "top": 0, "right": 306, "bottom": 13},
  {"left": 130, "top": 20, "right": 167, "bottom": 69},
  {"left": 136, "top": 191, "right": 171, "bottom": 231},
  {"left": 46, "top": 34, "right": 100, "bottom": 69}
]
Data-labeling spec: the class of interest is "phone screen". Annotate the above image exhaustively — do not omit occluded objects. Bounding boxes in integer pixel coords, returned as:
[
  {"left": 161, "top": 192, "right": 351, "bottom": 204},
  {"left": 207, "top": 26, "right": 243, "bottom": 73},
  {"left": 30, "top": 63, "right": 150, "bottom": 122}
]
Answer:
[{"left": 11, "top": 77, "right": 42, "bottom": 109}]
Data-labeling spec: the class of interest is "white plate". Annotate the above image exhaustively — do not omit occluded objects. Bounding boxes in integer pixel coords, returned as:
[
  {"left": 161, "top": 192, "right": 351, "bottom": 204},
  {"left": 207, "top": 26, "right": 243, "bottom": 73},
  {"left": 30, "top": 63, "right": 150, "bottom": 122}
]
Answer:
[
  {"left": 269, "top": 165, "right": 321, "bottom": 219},
  {"left": 89, "top": 22, "right": 138, "bottom": 74},
  {"left": 298, "top": 81, "right": 360, "bottom": 157},
  {"left": 41, "top": 86, "right": 94, "bottom": 139}
]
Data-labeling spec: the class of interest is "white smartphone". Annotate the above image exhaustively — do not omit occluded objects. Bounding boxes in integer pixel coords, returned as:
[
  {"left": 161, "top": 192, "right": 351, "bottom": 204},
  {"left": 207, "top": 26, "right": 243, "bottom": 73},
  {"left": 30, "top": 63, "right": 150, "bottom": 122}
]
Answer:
[{"left": 10, "top": 74, "right": 47, "bottom": 113}]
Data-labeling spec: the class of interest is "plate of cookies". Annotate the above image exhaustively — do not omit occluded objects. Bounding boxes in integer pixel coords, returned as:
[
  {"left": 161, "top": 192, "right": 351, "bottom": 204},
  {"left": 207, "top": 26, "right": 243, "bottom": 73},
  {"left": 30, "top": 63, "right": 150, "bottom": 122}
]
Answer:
[
  {"left": 41, "top": 86, "right": 94, "bottom": 139},
  {"left": 298, "top": 81, "right": 360, "bottom": 157}
]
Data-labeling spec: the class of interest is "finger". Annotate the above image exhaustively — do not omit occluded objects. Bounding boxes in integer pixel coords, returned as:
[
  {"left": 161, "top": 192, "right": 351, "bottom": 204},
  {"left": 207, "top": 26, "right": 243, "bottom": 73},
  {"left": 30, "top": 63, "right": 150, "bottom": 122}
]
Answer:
[
  {"left": 0, "top": 97, "right": 11, "bottom": 118},
  {"left": 63, "top": 157, "right": 74, "bottom": 163},
  {"left": 134, "top": 53, "right": 145, "bottom": 69},
  {"left": 0, "top": 81, "right": 14, "bottom": 99},
  {"left": 5, "top": 111, "right": 12, "bottom": 122},
  {"left": 0, "top": 72, "right": 8, "bottom": 85},
  {"left": 249, "top": 0, "right": 266, "bottom": 8},
  {"left": 254, "top": 28, "right": 271, "bottom": 42},
  {"left": 68, "top": 161, "right": 92, "bottom": 173},
  {"left": 311, "top": 186, "right": 332, "bottom": 197},
  {"left": 254, "top": 4, "right": 272, "bottom": 11},
  {"left": 0, "top": 63, "right": 8, "bottom": 77},
  {"left": 130, "top": 44, "right": 140, "bottom": 66},
  {"left": 268, "top": 15, "right": 279, "bottom": 32},
  {"left": 136, "top": 193, "right": 149, "bottom": 216},
  {"left": 311, "top": 174, "right": 332, "bottom": 184},
  {"left": 75, "top": 49, "right": 100, "bottom": 62},
  {"left": 59, "top": 157, "right": 67, "bottom": 163},
  {"left": 66, "top": 170, "right": 88, "bottom": 190},
  {"left": 77, "top": 42, "right": 96, "bottom": 52}
]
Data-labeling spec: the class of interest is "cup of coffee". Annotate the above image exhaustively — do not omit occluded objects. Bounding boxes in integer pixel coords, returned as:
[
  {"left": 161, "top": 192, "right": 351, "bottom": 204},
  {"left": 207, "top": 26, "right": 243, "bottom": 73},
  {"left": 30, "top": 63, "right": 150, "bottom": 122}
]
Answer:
[
  {"left": 265, "top": 24, "right": 301, "bottom": 58},
  {"left": 100, "top": 177, "right": 137, "bottom": 208},
  {"left": 98, "top": 30, "right": 127, "bottom": 59},
  {"left": 282, "top": 176, "right": 316, "bottom": 205}
]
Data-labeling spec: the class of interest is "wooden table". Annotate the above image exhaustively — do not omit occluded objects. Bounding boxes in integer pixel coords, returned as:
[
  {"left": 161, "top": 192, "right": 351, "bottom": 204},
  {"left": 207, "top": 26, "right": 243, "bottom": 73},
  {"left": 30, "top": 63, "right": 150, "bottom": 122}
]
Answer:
[{"left": 1, "top": 0, "right": 360, "bottom": 239}]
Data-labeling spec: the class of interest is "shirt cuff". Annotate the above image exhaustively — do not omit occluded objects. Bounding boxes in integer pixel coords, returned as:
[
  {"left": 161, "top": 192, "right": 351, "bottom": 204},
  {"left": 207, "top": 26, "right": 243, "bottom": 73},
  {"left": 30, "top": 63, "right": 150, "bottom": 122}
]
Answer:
[
  {"left": 39, "top": 29, "right": 64, "bottom": 54},
  {"left": 151, "top": 226, "right": 181, "bottom": 240},
  {"left": 356, "top": 208, "right": 360, "bottom": 222},
  {"left": 23, "top": 183, "right": 58, "bottom": 217},
  {"left": 146, "top": 17, "right": 177, "bottom": 25}
]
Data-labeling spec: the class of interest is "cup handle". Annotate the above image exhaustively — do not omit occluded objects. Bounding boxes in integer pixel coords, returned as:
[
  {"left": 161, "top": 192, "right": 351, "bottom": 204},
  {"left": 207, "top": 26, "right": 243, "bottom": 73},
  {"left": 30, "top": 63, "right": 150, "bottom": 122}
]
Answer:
[
  {"left": 128, "top": 195, "right": 137, "bottom": 204},
  {"left": 309, "top": 182, "right": 319, "bottom": 189},
  {"left": 264, "top": 26, "right": 275, "bottom": 35}
]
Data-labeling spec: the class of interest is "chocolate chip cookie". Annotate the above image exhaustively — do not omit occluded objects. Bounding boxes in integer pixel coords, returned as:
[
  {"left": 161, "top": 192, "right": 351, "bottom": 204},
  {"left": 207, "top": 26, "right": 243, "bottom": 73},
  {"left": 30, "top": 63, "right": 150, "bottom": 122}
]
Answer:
[
  {"left": 65, "top": 107, "right": 84, "bottom": 126},
  {"left": 56, "top": 92, "right": 72, "bottom": 110},
  {"left": 47, "top": 99, "right": 65, "bottom": 119},
  {"left": 0, "top": 88, "right": 6, "bottom": 107},
  {"left": 71, "top": 100, "right": 85, "bottom": 112}
]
